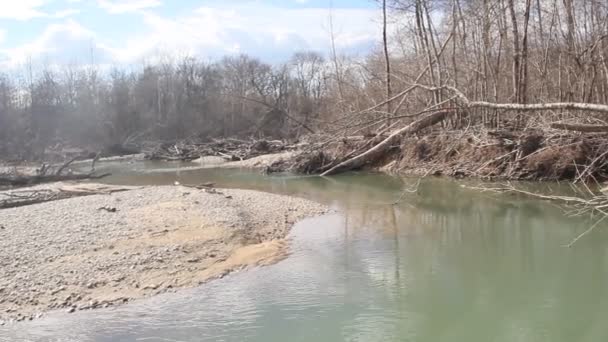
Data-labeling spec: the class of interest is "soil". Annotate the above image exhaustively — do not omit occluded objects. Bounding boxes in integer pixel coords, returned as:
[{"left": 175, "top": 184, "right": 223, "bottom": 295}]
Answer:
[
  {"left": 389, "top": 130, "right": 607, "bottom": 181},
  {"left": 277, "top": 129, "right": 608, "bottom": 182}
]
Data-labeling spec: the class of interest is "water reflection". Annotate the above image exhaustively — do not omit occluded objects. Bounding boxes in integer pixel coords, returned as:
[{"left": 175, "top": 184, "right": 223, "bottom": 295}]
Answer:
[{"left": 4, "top": 164, "right": 608, "bottom": 341}]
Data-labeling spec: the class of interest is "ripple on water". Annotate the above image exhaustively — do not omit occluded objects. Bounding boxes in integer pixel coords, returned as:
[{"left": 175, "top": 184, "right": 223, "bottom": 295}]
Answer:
[{"left": 3, "top": 169, "right": 608, "bottom": 342}]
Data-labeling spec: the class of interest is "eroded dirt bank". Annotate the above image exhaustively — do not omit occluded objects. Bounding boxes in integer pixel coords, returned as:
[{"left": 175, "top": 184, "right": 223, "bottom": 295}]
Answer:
[
  {"left": 267, "top": 129, "right": 608, "bottom": 182},
  {"left": 0, "top": 186, "right": 326, "bottom": 323}
]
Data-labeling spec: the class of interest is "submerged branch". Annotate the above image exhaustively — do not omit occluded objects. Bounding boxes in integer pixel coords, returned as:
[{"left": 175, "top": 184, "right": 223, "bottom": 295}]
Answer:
[{"left": 464, "top": 183, "right": 608, "bottom": 247}]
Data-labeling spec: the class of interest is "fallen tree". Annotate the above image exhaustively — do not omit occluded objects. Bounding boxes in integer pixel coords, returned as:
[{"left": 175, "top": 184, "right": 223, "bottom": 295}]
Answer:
[
  {"left": 465, "top": 183, "right": 608, "bottom": 247},
  {"left": 320, "top": 110, "right": 454, "bottom": 176},
  {"left": 0, "top": 157, "right": 110, "bottom": 188},
  {"left": 315, "top": 84, "right": 608, "bottom": 177},
  {"left": 0, "top": 183, "right": 137, "bottom": 209},
  {"left": 550, "top": 123, "right": 608, "bottom": 133}
]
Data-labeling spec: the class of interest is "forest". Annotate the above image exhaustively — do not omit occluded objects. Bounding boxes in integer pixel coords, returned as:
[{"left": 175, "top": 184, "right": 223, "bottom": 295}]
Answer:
[{"left": 2, "top": 0, "right": 608, "bottom": 181}]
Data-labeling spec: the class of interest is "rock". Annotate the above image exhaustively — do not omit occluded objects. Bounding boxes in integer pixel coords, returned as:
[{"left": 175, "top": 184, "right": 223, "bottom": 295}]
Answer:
[
  {"left": 0, "top": 185, "right": 327, "bottom": 321},
  {"left": 112, "top": 275, "right": 126, "bottom": 283},
  {"left": 50, "top": 286, "right": 66, "bottom": 295}
]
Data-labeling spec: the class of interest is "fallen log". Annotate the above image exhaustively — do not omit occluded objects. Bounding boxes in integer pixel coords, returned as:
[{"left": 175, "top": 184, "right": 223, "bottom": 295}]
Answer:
[
  {"left": 550, "top": 123, "right": 608, "bottom": 133},
  {"left": 320, "top": 110, "right": 454, "bottom": 176},
  {"left": 0, "top": 172, "right": 111, "bottom": 187},
  {"left": 411, "top": 84, "right": 608, "bottom": 114},
  {"left": 0, "top": 183, "right": 136, "bottom": 209},
  {"left": 0, "top": 157, "right": 110, "bottom": 188}
]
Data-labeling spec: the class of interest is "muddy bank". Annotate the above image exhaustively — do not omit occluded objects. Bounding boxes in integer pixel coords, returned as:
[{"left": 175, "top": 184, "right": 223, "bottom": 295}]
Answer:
[
  {"left": 0, "top": 186, "right": 326, "bottom": 324},
  {"left": 386, "top": 130, "right": 608, "bottom": 181},
  {"left": 269, "top": 129, "right": 608, "bottom": 182}
]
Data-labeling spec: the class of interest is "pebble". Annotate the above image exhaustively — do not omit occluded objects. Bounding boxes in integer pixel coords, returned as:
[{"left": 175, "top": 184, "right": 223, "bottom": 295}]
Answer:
[
  {"left": 0, "top": 186, "right": 326, "bottom": 322},
  {"left": 143, "top": 284, "right": 160, "bottom": 290}
]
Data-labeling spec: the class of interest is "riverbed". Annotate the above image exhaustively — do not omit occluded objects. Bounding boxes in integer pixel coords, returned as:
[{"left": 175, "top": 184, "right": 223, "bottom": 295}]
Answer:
[{"left": 3, "top": 160, "right": 608, "bottom": 341}]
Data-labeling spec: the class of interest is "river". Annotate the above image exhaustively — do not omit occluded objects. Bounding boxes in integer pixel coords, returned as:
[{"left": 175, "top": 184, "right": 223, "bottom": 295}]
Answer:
[{"left": 3, "top": 160, "right": 608, "bottom": 341}]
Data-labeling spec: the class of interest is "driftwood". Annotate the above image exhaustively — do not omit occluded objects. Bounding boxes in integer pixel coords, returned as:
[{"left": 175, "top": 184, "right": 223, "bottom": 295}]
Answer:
[
  {"left": 321, "top": 110, "right": 454, "bottom": 176},
  {"left": 146, "top": 138, "right": 291, "bottom": 161},
  {"left": 465, "top": 183, "right": 608, "bottom": 247},
  {"left": 318, "top": 83, "right": 608, "bottom": 177},
  {"left": 0, "top": 173, "right": 111, "bottom": 187},
  {"left": 551, "top": 123, "right": 608, "bottom": 132},
  {"left": 0, "top": 157, "right": 110, "bottom": 188},
  {"left": 410, "top": 84, "right": 608, "bottom": 114},
  {"left": 0, "top": 184, "right": 137, "bottom": 209}
]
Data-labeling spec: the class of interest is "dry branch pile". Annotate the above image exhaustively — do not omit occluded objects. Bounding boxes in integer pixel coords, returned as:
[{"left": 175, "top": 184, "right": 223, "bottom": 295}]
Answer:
[
  {"left": 145, "top": 138, "right": 292, "bottom": 162},
  {"left": 391, "top": 128, "right": 608, "bottom": 181},
  {"left": 269, "top": 107, "right": 608, "bottom": 182},
  {"left": 267, "top": 80, "right": 608, "bottom": 181},
  {"left": 0, "top": 183, "right": 136, "bottom": 209},
  {"left": 0, "top": 157, "right": 110, "bottom": 189}
]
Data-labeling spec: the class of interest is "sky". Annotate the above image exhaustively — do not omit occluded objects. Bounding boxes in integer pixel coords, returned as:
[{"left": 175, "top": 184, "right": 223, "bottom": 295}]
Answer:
[{"left": 0, "top": 0, "right": 382, "bottom": 67}]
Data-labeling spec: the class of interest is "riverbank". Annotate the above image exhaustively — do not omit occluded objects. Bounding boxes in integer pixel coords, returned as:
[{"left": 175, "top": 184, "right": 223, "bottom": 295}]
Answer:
[
  {"left": 263, "top": 129, "right": 608, "bottom": 182},
  {"left": 0, "top": 185, "right": 327, "bottom": 324}
]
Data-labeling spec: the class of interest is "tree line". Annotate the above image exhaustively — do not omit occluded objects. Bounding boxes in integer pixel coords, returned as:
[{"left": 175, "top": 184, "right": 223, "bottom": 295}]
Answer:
[
  {"left": 1, "top": 0, "right": 608, "bottom": 160},
  {"left": 0, "top": 52, "right": 335, "bottom": 159}
]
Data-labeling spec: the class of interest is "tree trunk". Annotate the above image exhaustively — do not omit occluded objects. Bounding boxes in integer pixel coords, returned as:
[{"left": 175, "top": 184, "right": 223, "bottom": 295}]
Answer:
[
  {"left": 321, "top": 110, "right": 454, "bottom": 176},
  {"left": 382, "top": 0, "right": 393, "bottom": 117},
  {"left": 507, "top": 0, "right": 521, "bottom": 102}
]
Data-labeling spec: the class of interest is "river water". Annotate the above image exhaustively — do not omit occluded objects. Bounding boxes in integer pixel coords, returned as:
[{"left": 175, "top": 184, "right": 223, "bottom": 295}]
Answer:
[{"left": 4, "top": 161, "right": 608, "bottom": 341}]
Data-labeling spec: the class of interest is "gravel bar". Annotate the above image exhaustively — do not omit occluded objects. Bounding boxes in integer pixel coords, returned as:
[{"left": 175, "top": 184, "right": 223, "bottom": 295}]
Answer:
[{"left": 0, "top": 185, "right": 327, "bottom": 324}]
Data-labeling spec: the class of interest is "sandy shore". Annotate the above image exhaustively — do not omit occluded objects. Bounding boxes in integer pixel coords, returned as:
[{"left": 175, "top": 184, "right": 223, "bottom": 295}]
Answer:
[{"left": 0, "top": 185, "right": 326, "bottom": 323}]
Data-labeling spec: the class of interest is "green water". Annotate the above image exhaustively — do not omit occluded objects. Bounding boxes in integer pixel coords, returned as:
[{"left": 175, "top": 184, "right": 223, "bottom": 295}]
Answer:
[{"left": 3, "top": 162, "right": 608, "bottom": 341}]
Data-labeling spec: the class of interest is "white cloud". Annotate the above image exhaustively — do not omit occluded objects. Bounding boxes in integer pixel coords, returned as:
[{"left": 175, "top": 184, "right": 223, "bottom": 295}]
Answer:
[
  {"left": 0, "top": 20, "right": 111, "bottom": 66},
  {"left": 1, "top": 3, "right": 380, "bottom": 67},
  {"left": 53, "top": 8, "right": 81, "bottom": 18},
  {"left": 109, "top": 4, "right": 379, "bottom": 63},
  {"left": 0, "top": 30, "right": 6, "bottom": 45},
  {"left": 0, "top": 1, "right": 80, "bottom": 20},
  {"left": 97, "top": 0, "right": 161, "bottom": 14},
  {"left": 0, "top": 0, "right": 49, "bottom": 20}
]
